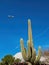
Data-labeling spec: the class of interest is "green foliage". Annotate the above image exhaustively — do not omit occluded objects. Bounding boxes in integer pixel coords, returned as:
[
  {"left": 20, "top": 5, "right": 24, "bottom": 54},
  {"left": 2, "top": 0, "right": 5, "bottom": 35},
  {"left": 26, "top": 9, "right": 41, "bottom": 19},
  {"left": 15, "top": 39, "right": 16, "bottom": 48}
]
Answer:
[
  {"left": 0, "top": 55, "right": 21, "bottom": 65},
  {"left": 14, "top": 58, "right": 21, "bottom": 63},
  {"left": 0, "top": 62, "right": 4, "bottom": 65},
  {"left": 1, "top": 54, "right": 15, "bottom": 65}
]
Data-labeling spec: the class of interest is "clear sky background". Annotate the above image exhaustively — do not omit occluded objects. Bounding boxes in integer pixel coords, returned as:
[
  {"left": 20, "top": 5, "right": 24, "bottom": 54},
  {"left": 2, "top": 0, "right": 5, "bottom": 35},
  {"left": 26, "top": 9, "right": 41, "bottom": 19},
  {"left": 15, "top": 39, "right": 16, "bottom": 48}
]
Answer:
[{"left": 0, "top": 0, "right": 49, "bottom": 59}]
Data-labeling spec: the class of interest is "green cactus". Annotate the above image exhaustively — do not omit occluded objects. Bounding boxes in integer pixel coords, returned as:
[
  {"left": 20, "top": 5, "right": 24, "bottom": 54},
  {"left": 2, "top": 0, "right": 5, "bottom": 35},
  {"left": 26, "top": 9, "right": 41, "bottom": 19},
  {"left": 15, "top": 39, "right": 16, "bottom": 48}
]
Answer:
[
  {"left": 27, "top": 40, "right": 31, "bottom": 60},
  {"left": 34, "top": 46, "right": 42, "bottom": 64},
  {"left": 20, "top": 38, "right": 27, "bottom": 61},
  {"left": 20, "top": 19, "right": 42, "bottom": 65}
]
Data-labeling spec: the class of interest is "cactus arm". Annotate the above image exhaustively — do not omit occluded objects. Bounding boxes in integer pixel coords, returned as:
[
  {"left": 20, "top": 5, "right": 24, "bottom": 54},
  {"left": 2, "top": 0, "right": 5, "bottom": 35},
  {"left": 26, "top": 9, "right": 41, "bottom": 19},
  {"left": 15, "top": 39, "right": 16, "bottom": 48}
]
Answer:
[
  {"left": 20, "top": 38, "right": 27, "bottom": 60},
  {"left": 34, "top": 46, "right": 42, "bottom": 64},
  {"left": 37, "top": 46, "right": 42, "bottom": 61}
]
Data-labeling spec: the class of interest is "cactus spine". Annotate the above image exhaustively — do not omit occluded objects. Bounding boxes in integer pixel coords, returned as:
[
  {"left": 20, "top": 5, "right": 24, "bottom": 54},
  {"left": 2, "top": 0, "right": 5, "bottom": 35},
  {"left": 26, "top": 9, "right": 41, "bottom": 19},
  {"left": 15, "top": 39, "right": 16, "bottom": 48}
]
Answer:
[{"left": 20, "top": 19, "right": 42, "bottom": 65}]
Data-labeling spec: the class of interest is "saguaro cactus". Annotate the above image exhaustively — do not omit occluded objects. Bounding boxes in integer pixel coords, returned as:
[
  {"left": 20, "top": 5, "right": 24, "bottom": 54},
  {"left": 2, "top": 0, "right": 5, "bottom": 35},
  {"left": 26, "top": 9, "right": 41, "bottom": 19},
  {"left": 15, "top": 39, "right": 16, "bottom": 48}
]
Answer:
[{"left": 20, "top": 19, "right": 42, "bottom": 65}]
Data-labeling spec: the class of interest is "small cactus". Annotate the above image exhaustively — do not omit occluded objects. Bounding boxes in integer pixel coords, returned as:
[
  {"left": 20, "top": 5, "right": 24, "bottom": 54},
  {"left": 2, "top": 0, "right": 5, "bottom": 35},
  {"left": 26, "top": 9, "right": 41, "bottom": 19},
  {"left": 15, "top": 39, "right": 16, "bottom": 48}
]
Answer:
[{"left": 20, "top": 19, "right": 42, "bottom": 65}]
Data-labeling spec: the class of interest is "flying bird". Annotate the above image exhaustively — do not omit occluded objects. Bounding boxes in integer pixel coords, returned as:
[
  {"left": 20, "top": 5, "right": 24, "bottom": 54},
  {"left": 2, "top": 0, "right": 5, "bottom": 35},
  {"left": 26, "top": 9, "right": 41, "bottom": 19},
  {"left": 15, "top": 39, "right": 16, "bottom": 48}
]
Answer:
[{"left": 8, "top": 15, "right": 14, "bottom": 18}]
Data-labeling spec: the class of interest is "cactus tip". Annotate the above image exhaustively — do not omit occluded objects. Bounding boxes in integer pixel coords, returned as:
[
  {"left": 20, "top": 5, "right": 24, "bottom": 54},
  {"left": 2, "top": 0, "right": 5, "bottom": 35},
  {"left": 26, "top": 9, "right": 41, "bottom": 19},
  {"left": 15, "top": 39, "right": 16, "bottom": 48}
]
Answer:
[
  {"left": 39, "top": 46, "right": 41, "bottom": 49},
  {"left": 20, "top": 38, "right": 23, "bottom": 42},
  {"left": 28, "top": 19, "right": 31, "bottom": 24}
]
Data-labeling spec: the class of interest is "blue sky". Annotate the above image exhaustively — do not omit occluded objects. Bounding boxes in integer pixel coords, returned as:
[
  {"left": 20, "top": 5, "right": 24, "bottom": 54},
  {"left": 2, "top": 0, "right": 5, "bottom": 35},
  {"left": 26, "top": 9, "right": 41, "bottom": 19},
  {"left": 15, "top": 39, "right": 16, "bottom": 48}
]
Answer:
[{"left": 0, "top": 0, "right": 49, "bottom": 59}]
